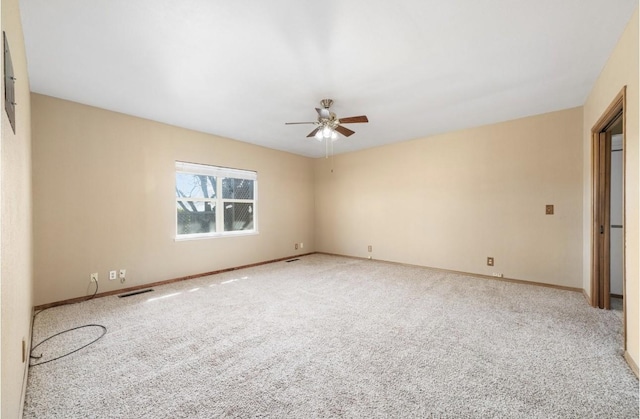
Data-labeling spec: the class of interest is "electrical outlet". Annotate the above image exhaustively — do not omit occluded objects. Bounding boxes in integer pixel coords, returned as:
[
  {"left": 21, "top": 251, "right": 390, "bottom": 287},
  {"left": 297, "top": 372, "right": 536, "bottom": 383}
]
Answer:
[
  {"left": 109, "top": 270, "right": 117, "bottom": 280},
  {"left": 90, "top": 273, "right": 98, "bottom": 283},
  {"left": 300, "top": 242, "right": 304, "bottom": 249},
  {"left": 295, "top": 243, "right": 299, "bottom": 250},
  {"left": 492, "top": 273, "right": 504, "bottom": 278},
  {"left": 368, "top": 245, "right": 372, "bottom": 252},
  {"left": 119, "top": 269, "right": 126, "bottom": 279},
  {"left": 546, "top": 204, "right": 554, "bottom": 215},
  {"left": 487, "top": 257, "right": 494, "bottom": 266}
]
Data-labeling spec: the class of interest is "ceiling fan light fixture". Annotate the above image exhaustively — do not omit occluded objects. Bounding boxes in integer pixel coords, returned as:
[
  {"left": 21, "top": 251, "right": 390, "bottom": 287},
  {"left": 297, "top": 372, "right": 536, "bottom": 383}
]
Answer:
[{"left": 322, "top": 126, "right": 333, "bottom": 138}]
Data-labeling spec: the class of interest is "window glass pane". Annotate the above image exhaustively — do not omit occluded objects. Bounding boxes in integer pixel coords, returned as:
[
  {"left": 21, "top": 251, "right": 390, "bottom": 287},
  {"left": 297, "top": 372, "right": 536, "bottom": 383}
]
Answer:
[
  {"left": 223, "top": 202, "right": 254, "bottom": 231},
  {"left": 177, "top": 201, "right": 216, "bottom": 234},
  {"left": 176, "top": 162, "right": 256, "bottom": 238},
  {"left": 176, "top": 173, "right": 216, "bottom": 199},
  {"left": 222, "top": 178, "right": 254, "bottom": 200}
]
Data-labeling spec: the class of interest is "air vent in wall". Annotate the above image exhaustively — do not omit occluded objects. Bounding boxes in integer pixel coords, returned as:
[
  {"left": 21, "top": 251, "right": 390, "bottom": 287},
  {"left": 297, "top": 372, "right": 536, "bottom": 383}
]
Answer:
[{"left": 118, "top": 289, "right": 154, "bottom": 298}]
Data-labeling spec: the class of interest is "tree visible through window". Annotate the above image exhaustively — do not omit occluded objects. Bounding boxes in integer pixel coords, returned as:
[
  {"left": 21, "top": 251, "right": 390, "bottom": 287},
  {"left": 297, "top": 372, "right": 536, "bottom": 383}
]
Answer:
[{"left": 175, "top": 162, "right": 257, "bottom": 238}]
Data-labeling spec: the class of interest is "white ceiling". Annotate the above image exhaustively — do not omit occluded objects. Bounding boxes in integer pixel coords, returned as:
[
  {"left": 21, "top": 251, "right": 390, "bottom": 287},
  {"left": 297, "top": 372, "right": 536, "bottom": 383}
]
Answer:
[{"left": 19, "top": 0, "right": 637, "bottom": 158}]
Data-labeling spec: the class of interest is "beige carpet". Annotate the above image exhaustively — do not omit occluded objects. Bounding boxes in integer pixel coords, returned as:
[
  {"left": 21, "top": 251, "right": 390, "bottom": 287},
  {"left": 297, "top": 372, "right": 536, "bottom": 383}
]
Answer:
[{"left": 24, "top": 254, "right": 638, "bottom": 418}]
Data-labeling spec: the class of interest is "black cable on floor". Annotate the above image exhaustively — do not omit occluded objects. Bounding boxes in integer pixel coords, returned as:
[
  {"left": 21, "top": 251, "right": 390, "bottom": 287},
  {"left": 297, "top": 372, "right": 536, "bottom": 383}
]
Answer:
[
  {"left": 29, "top": 324, "right": 107, "bottom": 367},
  {"left": 29, "top": 279, "right": 108, "bottom": 367}
]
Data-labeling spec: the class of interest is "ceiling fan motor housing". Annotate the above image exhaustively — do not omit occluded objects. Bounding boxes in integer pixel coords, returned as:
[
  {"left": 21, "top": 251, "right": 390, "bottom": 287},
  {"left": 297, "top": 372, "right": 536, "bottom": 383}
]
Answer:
[{"left": 320, "top": 99, "right": 333, "bottom": 109}]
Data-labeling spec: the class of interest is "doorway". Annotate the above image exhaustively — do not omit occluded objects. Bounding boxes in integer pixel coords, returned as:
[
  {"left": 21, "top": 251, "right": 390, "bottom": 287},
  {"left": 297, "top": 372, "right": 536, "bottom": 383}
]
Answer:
[
  {"left": 591, "top": 87, "right": 626, "bottom": 346},
  {"left": 610, "top": 125, "right": 624, "bottom": 311}
]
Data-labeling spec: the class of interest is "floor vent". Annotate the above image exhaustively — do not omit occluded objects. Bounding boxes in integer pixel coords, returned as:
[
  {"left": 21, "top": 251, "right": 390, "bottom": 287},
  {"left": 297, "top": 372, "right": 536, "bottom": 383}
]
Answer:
[
  {"left": 285, "top": 258, "right": 300, "bottom": 263},
  {"left": 118, "top": 289, "right": 154, "bottom": 298}
]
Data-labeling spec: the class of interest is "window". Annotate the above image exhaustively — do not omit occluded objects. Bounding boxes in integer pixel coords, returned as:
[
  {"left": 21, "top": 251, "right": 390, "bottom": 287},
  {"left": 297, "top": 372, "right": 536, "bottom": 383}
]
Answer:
[{"left": 175, "top": 161, "right": 257, "bottom": 239}]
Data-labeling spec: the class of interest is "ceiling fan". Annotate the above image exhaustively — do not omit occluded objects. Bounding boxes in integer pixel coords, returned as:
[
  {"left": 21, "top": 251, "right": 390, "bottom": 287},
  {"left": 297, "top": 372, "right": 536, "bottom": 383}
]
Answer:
[{"left": 285, "top": 99, "right": 368, "bottom": 141}]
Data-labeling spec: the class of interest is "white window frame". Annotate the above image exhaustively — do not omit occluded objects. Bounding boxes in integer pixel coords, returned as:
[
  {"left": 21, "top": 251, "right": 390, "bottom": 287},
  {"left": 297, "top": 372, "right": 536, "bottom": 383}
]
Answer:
[{"left": 175, "top": 161, "right": 258, "bottom": 240}]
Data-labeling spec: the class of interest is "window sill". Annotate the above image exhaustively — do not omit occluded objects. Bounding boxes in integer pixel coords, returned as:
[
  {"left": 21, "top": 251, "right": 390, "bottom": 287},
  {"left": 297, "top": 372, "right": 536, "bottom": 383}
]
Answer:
[{"left": 175, "top": 230, "right": 259, "bottom": 242}]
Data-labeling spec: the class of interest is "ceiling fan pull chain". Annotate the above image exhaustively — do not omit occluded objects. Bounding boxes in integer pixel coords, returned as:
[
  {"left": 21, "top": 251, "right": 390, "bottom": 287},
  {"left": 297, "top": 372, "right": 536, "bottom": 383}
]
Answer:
[
  {"left": 325, "top": 135, "right": 329, "bottom": 159},
  {"left": 330, "top": 136, "right": 334, "bottom": 158}
]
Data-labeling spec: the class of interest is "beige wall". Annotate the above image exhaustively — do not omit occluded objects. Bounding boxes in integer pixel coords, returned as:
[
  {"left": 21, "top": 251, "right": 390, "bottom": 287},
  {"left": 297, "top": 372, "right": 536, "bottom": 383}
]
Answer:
[
  {"left": 1, "top": 0, "right": 33, "bottom": 416},
  {"left": 583, "top": 8, "right": 639, "bottom": 368},
  {"left": 315, "top": 107, "right": 584, "bottom": 288},
  {"left": 31, "top": 94, "right": 315, "bottom": 306}
]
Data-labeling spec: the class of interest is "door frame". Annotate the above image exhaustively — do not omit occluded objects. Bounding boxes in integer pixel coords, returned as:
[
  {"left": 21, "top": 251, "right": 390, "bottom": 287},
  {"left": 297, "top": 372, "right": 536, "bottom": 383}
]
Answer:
[
  {"left": 592, "top": 130, "right": 612, "bottom": 309},
  {"left": 590, "top": 86, "right": 626, "bottom": 343}
]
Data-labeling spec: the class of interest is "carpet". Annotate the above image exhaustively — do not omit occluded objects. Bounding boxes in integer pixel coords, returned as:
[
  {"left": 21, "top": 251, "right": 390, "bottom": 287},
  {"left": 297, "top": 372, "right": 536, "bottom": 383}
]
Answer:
[{"left": 23, "top": 254, "right": 639, "bottom": 418}]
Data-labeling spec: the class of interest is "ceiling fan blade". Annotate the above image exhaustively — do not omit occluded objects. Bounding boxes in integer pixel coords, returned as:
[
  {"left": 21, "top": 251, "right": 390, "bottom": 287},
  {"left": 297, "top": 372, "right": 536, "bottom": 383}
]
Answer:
[
  {"left": 306, "top": 127, "right": 321, "bottom": 138},
  {"left": 285, "top": 122, "right": 317, "bottom": 125},
  {"left": 316, "top": 107, "right": 331, "bottom": 119},
  {"left": 335, "top": 125, "right": 355, "bottom": 137},
  {"left": 338, "top": 115, "right": 368, "bottom": 124}
]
